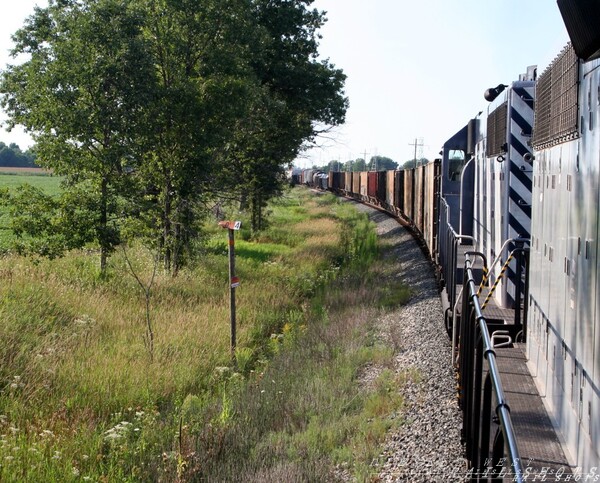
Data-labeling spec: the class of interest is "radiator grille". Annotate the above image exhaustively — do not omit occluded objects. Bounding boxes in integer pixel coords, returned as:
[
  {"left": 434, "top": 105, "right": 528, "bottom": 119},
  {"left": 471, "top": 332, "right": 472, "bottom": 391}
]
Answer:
[
  {"left": 532, "top": 44, "right": 579, "bottom": 149},
  {"left": 486, "top": 101, "right": 508, "bottom": 157}
]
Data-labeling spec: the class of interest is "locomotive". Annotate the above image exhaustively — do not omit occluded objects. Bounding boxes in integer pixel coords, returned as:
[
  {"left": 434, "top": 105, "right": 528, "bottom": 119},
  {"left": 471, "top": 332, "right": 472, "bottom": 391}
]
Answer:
[{"left": 299, "top": 1, "right": 600, "bottom": 474}]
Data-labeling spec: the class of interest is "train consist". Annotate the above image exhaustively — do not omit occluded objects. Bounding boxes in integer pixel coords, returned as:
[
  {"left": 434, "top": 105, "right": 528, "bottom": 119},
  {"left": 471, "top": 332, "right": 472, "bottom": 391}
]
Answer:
[{"left": 295, "top": 3, "right": 600, "bottom": 474}]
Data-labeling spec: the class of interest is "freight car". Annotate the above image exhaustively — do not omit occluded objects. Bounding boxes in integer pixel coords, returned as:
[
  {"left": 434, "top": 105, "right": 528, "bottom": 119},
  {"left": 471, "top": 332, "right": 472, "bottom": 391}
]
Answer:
[{"left": 301, "top": 3, "right": 600, "bottom": 475}]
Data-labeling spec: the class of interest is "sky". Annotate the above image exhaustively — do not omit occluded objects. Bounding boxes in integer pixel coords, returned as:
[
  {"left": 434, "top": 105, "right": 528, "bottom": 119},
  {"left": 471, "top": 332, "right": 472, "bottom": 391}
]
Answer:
[{"left": 0, "top": 0, "right": 570, "bottom": 165}]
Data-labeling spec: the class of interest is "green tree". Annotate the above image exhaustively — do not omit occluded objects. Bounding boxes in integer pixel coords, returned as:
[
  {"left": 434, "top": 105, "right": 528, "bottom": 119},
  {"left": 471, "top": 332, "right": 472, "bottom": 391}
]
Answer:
[
  {"left": 326, "top": 159, "right": 343, "bottom": 172},
  {"left": 134, "top": 0, "right": 258, "bottom": 272},
  {"left": 227, "top": 0, "right": 347, "bottom": 231},
  {"left": 0, "top": 182, "right": 99, "bottom": 258},
  {"left": 1, "top": 0, "right": 155, "bottom": 273},
  {"left": 402, "top": 157, "right": 430, "bottom": 169},
  {"left": 367, "top": 155, "right": 398, "bottom": 171},
  {"left": 350, "top": 158, "right": 366, "bottom": 172},
  {"left": 0, "top": 142, "right": 37, "bottom": 167}
]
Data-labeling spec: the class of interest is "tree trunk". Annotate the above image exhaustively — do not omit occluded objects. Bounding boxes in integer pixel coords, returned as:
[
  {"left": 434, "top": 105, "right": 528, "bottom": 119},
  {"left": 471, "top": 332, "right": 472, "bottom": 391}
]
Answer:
[
  {"left": 172, "top": 215, "right": 181, "bottom": 277},
  {"left": 163, "top": 174, "right": 172, "bottom": 273},
  {"left": 100, "top": 176, "right": 108, "bottom": 275},
  {"left": 257, "top": 192, "right": 263, "bottom": 231},
  {"left": 250, "top": 192, "right": 258, "bottom": 233},
  {"left": 239, "top": 191, "right": 248, "bottom": 211}
]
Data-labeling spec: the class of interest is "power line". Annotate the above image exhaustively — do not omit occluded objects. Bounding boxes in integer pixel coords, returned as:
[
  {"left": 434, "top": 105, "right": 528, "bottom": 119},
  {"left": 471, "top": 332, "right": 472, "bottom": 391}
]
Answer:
[{"left": 408, "top": 138, "right": 424, "bottom": 168}]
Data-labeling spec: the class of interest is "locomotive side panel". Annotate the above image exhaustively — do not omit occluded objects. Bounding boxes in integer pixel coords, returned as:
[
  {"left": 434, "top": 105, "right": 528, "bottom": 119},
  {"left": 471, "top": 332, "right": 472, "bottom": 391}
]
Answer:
[
  {"left": 485, "top": 99, "right": 511, "bottom": 306},
  {"left": 566, "top": 61, "right": 600, "bottom": 465},
  {"left": 528, "top": 46, "right": 600, "bottom": 470},
  {"left": 472, "top": 119, "right": 494, "bottom": 275}
]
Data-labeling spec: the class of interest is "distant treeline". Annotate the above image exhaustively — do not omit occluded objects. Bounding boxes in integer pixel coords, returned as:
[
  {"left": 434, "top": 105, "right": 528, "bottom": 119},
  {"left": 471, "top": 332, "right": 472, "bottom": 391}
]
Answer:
[
  {"left": 0, "top": 142, "right": 37, "bottom": 168},
  {"left": 313, "top": 156, "right": 430, "bottom": 173}
]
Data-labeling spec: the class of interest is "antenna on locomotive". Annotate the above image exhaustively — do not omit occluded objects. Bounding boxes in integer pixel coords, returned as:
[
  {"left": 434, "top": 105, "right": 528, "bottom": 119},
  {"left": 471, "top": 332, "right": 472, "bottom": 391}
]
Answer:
[{"left": 484, "top": 84, "right": 508, "bottom": 102}]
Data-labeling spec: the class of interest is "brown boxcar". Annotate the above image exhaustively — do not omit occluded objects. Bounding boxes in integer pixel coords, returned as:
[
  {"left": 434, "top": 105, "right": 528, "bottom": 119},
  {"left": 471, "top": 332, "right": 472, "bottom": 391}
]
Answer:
[
  {"left": 414, "top": 165, "right": 425, "bottom": 234},
  {"left": 394, "top": 170, "right": 404, "bottom": 213},
  {"left": 329, "top": 171, "right": 342, "bottom": 191},
  {"left": 352, "top": 171, "right": 360, "bottom": 196},
  {"left": 403, "top": 168, "right": 414, "bottom": 221},
  {"left": 359, "top": 171, "right": 368, "bottom": 198},
  {"left": 367, "top": 171, "right": 377, "bottom": 199},
  {"left": 344, "top": 171, "right": 353, "bottom": 193},
  {"left": 376, "top": 171, "right": 387, "bottom": 205},
  {"left": 422, "top": 160, "right": 441, "bottom": 256},
  {"left": 386, "top": 170, "right": 395, "bottom": 209}
]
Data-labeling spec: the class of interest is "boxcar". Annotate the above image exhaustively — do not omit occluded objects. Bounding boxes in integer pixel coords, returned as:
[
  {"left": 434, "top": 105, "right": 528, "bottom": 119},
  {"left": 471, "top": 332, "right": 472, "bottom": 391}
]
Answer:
[
  {"left": 422, "top": 161, "right": 440, "bottom": 253},
  {"left": 367, "top": 172, "right": 377, "bottom": 200},
  {"left": 359, "top": 171, "right": 368, "bottom": 197},
  {"left": 394, "top": 170, "right": 404, "bottom": 213},
  {"left": 386, "top": 171, "right": 395, "bottom": 210},
  {"left": 403, "top": 168, "right": 414, "bottom": 221},
  {"left": 414, "top": 165, "right": 425, "bottom": 234},
  {"left": 329, "top": 171, "right": 342, "bottom": 191},
  {"left": 352, "top": 171, "right": 360, "bottom": 196},
  {"left": 376, "top": 171, "right": 387, "bottom": 205},
  {"left": 344, "top": 171, "right": 353, "bottom": 194}
]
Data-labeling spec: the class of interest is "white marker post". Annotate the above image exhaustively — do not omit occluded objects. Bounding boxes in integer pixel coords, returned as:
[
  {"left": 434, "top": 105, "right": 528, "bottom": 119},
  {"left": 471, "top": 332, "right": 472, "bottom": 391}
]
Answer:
[{"left": 218, "top": 220, "right": 242, "bottom": 362}]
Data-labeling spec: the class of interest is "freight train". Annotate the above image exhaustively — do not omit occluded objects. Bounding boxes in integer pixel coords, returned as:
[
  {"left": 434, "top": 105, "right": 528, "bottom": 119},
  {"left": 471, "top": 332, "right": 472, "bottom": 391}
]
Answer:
[{"left": 295, "top": 2, "right": 600, "bottom": 475}]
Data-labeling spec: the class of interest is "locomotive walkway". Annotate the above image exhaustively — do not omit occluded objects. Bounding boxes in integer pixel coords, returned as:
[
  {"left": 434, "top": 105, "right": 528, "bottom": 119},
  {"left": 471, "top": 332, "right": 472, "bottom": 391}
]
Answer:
[
  {"left": 347, "top": 200, "right": 574, "bottom": 482},
  {"left": 495, "top": 345, "right": 573, "bottom": 478}
]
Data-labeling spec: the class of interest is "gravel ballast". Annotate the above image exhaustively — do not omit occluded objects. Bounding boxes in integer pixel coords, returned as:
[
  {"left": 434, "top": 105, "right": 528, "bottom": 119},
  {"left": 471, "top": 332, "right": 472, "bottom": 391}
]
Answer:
[{"left": 351, "top": 202, "right": 467, "bottom": 482}]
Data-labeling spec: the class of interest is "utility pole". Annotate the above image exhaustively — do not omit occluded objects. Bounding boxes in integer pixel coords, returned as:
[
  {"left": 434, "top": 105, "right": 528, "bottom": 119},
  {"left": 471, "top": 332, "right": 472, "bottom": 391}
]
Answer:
[
  {"left": 408, "top": 138, "right": 424, "bottom": 168},
  {"left": 218, "top": 219, "right": 242, "bottom": 365},
  {"left": 373, "top": 148, "right": 378, "bottom": 171},
  {"left": 363, "top": 149, "right": 370, "bottom": 170}
]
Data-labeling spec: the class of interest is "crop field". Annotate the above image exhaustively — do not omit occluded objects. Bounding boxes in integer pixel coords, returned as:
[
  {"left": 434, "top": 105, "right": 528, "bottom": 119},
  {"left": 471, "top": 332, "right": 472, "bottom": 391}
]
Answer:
[
  {"left": 0, "top": 167, "right": 49, "bottom": 175},
  {"left": 0, "top": 186, "right": 411, "bottom": 481},
  {"left": 0, "top": 171, "right": 62, "bottom": 193}
]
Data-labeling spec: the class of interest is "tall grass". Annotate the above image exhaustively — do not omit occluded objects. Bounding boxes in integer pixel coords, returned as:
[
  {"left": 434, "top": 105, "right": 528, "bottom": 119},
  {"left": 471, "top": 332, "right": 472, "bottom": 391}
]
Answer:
[{"left": 0, "top": 187, "right": 411, "bottom": 481}]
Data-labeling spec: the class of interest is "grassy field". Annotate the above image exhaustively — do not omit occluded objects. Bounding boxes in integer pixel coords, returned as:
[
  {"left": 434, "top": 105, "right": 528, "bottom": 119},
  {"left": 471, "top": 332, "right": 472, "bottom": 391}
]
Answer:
[
  {"left": 0, "top": 187, "right": 411, "bottom": 481},
  {"left": 0, "top": 171, "right": 61, "bottom": 193}
]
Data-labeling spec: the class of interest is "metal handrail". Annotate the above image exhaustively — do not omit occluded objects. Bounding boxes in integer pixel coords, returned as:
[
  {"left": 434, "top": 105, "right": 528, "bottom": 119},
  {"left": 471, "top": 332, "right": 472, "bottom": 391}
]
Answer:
[
  {"left": 460, "top": 252, "right": 524, "bottom": 482},
  {"left": 439, "top": 197, "right": 477, "bottom": 365}
]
